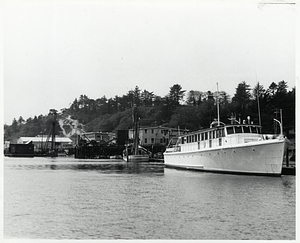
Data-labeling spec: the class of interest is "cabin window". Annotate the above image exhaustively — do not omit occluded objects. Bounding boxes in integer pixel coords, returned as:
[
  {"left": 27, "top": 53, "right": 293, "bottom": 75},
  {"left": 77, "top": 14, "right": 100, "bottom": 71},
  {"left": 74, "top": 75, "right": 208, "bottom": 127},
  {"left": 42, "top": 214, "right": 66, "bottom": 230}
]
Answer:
[
  {"left": 205, "top": 132, "right": 208, "bottom": 140},
  {"left": 219, "top": 138, "right": 222, "bottom": 146},
  {"left": 198, "top": 134, "right": 200, "bottom": 141},
  {"left": 221, "top": 128, "right": 225, "bottom": 137},
  {"left": 227, "top": 127, "right": 234, "bottom": 135},
  {"left": 160, "top": 138, "right": 163, "bottom": 143},
  {"left": 152, "top": 129, "right": 154, "bottom": 134},
  {"left": 194, "top": 134, "right": 197, "bottom": 142},
  {"left": 243, "top": 126, "right": 250, "bottom": 133},
  {"left": 181, "top": 137, "right": 184, "bottom": 144},
  {"left": 145, "top": 129, "right": 147, "bottom": 134},
  {"left": 213, "top": 130, "right": 216, "bottom": 139},
  {"left": 235, "top": 126, "right": 242, "bottom": 133},
  {"left": 201, "top": 133, "right": 204, "bottom": 141},
  {"left": 145, "top": 138, "right": 147, "bottom": 143}
]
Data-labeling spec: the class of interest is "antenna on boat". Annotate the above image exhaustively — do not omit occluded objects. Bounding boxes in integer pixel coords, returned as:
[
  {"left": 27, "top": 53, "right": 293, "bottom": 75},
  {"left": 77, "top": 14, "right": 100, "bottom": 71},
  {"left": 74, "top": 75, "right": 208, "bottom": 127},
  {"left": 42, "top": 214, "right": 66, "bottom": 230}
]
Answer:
[
  {"left": 256, "top": 83, "right": 262, "bottom": 127},
  {"left": 216, "top": 82, "right": 220, "bottom": 126}
]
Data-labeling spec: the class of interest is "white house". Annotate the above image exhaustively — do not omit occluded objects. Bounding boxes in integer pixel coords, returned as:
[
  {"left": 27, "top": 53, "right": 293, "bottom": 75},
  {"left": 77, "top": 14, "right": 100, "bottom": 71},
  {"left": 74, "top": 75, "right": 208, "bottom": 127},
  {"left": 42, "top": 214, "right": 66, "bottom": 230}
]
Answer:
[
  {"left": 129, "top": 126, "right": 187, "bottom": 147},
  {"left": 18, "top": 136, "right": 73, "bottom": 152}
]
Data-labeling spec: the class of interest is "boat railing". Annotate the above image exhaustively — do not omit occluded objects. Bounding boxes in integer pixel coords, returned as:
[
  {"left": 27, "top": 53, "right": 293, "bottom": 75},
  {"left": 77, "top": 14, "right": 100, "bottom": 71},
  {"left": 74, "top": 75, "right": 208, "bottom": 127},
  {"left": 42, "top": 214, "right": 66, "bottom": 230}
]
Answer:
[{"left": 165, "top": 145, "right": 181, "bottom": 153}]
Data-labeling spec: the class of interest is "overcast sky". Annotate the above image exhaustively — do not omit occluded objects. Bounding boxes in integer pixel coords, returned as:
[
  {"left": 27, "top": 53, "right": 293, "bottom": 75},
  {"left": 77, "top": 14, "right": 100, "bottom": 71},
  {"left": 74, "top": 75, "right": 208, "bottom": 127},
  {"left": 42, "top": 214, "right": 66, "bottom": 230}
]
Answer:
[{"left": 3, "top": 0, "right": 296, "bottom": 125}]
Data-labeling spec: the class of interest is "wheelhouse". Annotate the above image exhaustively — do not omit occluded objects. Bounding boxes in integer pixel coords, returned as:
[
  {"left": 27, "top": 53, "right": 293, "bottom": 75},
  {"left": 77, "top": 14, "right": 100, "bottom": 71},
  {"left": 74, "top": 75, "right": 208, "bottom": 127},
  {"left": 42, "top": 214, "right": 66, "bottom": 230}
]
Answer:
[
  {"left": 225, "top": 125, "right": 261, "bottom": 135},
  {"left": 178, "top": 124, "right": 261, "bottom": 144}
]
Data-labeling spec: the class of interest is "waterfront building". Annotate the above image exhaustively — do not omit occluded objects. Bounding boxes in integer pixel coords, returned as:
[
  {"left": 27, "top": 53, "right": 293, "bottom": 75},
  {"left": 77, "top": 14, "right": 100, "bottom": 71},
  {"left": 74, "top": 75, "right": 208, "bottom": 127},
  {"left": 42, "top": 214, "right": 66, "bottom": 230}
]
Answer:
[
  {"left": 129, "top": 126, "right": 187, "bottom": 148},
  {"left": 80, "top": 132, "right": 116, "bottom": 144},
  {"left": 17, "top": 136, "right": 73, "bottom": 153}
]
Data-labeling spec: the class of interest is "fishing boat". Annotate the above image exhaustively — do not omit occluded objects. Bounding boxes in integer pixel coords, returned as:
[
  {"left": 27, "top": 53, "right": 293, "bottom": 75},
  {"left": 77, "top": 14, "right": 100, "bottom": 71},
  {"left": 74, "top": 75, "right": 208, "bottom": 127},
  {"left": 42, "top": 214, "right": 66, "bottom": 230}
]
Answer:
[
  {"left": 123, "top": 105, "right": 150, "bottom": 162},
  {"left": 123, "top": 144, "right": 150, "bottom": 162},
  {"left": 164, "top": 85, "right": 289, "bottom": 176}
]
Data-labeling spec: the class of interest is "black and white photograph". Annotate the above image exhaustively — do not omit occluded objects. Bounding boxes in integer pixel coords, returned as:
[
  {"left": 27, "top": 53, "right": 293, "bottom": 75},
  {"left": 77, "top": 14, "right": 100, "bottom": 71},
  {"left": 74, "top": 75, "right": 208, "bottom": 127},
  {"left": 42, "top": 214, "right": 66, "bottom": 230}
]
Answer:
[{"left": 3, "top": 0, "right": 296, "bottom": 241}]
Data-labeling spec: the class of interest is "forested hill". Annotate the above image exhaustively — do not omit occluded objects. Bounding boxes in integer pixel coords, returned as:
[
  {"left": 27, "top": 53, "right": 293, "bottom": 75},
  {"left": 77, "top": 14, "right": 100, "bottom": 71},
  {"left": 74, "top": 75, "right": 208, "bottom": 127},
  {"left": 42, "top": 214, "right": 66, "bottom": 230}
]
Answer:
[{"left": 4, "top": 81, "right": 295, "bottom": 141}]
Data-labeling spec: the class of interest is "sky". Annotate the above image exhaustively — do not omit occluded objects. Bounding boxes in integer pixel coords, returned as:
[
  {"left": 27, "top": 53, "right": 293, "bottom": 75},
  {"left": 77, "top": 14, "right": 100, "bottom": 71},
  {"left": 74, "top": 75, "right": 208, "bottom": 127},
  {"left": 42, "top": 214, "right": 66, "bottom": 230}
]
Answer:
[{"left": 2, "top": 0, "right": 297, "bottom": 125}]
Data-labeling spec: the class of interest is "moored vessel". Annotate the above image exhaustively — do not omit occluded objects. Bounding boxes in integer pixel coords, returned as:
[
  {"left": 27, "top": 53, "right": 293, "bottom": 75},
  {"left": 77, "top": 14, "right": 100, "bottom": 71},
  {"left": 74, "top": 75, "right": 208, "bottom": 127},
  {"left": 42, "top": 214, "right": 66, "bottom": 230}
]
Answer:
[
  {"left": 123, "top": 105, "right": 150, "bottom": 162},
  {"left": 164, "top": 122, "right": 288, "bottom": 176},
  {"left": 163, "top": 84, "right": 289, "bottom": 176}
]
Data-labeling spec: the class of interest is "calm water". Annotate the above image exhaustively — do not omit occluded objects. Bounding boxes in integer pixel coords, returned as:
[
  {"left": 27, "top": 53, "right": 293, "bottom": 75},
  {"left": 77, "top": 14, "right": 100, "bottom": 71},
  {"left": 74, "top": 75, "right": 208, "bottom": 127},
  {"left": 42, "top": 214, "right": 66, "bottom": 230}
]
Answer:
[{"left": 4, "top": 157, "right": 295, "bottom": 240}]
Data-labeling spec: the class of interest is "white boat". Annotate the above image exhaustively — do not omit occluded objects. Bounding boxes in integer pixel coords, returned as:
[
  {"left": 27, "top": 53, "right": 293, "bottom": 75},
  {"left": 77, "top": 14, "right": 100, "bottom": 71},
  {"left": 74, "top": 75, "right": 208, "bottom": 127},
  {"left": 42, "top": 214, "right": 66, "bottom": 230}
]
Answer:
[
  {"left": 164, "top": 122, "right": 288, "bottom": 176},
  {"left": 123, "top": 144, "right": 150, "bottom": 162},
  {"left": 163, "top": 84, "right": 288, "bottom": 176}
]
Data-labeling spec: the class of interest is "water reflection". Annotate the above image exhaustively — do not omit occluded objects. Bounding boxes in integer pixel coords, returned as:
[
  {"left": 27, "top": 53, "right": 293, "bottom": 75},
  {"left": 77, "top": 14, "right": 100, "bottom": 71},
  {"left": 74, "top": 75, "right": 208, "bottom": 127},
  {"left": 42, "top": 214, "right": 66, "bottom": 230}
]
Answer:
[
  {"left": 16, "top": 161, "right": 165, "bottom": 174},
  {"left": 281, "top": 176, "right": 294, "bottom": 188}
]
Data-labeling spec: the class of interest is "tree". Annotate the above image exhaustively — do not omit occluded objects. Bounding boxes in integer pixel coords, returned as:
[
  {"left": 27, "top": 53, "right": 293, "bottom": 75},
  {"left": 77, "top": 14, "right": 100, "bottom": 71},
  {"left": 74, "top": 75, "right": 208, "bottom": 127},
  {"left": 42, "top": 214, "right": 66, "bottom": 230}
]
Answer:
[
  {"left": 267, "top": 82, "right": 277, "bottom": 97},
  {"left": 276, "top": 80, "right": 288, "bottom": 94},
  {"left": 70, "top": 98, "right": 79, "bottom": 111},
  {"left": 133, "top": 86, "right": 141, "bottom": 106},
  {"left": 18, "top": 116, "right": 25, "bottom": 125},
  {"left": 218, "top": 91, "right": 230, "bottom": 105},
  {"left": 11, "top": 118, "right": 18, "bottom": 133},
  {"left": 232, "top": 81, "right": 251, "bottom": 118},
  {"left": 186, "top": 90, "right": 202, "bottom": 106},
  {"left": 168, "top": 84, "right": 186, "bottom": 107},
  {"left": 252, "top": 82, "right": 265, "bottom": 100},
  {"left": 140, "top": 90, "right": 154, "bottom": 107}
]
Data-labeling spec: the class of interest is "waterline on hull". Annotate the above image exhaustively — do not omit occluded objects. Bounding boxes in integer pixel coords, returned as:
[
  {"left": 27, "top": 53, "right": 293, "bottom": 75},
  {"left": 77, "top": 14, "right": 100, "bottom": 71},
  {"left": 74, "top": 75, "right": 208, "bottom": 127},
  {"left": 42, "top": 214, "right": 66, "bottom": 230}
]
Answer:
[{"left": 165, "top": 164, "right": 282, "bottom": 177}]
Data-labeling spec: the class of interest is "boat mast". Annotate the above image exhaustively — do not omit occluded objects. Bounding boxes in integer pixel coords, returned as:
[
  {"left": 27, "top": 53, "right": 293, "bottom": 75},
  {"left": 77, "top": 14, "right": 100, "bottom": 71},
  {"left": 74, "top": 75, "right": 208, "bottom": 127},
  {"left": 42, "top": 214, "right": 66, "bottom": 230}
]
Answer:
[
  {"left": 49, "top": 109, "right": 57, "bottom": 153},
  {"left": 217, "top": 82, "right": 220, "bottom": 126},
  {"left": 133, "top": 105, "right": 139, "bottom": 155}
]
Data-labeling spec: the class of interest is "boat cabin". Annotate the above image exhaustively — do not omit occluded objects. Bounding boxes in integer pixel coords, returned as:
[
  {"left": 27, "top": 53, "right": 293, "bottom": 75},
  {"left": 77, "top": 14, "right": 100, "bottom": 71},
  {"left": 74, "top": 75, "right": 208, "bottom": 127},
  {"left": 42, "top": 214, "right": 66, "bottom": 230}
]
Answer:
[{"left": 168, "top": 124, "right": 263, "bottom": 153}]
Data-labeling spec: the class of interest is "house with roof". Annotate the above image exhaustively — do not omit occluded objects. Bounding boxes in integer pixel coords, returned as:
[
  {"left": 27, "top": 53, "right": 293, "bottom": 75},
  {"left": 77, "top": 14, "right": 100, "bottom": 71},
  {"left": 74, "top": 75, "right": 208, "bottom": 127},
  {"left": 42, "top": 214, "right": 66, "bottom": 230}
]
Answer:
[
  {"left": 17, "top": 136, "right": 73, "bottom": 153},
  {"left": 128, "top": 126, "right": 188, "bottom": 155}
]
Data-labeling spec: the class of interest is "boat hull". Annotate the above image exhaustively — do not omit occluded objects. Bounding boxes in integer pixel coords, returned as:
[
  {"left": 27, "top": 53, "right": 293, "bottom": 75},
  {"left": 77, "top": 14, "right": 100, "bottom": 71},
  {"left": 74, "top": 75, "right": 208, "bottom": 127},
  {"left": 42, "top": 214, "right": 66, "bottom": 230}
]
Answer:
[
  {"left": 164, "top": 139, "right": 286, "bottom": 176},
  {"left": 123, "top": 154, "right": 150, "bottom": 162}
]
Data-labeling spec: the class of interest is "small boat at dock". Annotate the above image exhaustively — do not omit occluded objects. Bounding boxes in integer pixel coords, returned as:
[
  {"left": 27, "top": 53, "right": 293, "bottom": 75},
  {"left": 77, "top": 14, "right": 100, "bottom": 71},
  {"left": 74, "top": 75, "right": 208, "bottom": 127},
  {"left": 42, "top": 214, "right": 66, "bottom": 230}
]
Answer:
[{"left": 123, "top": 105, "right": 150, "bottom": 162}]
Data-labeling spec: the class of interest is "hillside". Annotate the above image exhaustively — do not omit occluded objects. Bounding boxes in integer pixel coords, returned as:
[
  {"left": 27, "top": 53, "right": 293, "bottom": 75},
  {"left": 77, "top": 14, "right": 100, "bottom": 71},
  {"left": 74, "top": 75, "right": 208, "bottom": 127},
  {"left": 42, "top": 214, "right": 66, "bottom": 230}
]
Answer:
[{"left": 4, "top": 81, "right": 295, "bottom": 142}]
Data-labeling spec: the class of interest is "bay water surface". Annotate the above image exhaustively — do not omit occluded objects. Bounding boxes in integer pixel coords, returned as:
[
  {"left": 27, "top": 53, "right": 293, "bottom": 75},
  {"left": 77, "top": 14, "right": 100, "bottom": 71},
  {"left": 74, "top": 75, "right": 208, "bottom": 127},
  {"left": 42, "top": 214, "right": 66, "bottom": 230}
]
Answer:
[{"left": 4, "top": 157, "right": 295, "bottom": 240}]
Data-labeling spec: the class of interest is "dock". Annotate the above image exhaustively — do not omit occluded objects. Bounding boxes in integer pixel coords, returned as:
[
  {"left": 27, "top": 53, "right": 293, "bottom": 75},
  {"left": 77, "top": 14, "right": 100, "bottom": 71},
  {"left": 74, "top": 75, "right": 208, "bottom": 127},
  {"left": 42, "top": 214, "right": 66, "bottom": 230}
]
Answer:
[
  {"left": 282, "top": 166, "right": 295, "bottom": 175},
  {"left": 282, "top": 150, "right": 295, "bottom": 175}
]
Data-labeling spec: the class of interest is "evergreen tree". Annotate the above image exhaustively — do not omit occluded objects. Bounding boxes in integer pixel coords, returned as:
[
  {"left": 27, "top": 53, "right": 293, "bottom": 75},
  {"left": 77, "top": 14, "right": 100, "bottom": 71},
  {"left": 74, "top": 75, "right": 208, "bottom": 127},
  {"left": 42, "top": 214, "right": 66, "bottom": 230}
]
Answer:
[
  {"left": 232, "top": 81, "right": 251, "bottom": 119},
  {"left": 168, "top": 84, "right": 186, "bottom": 107}
]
